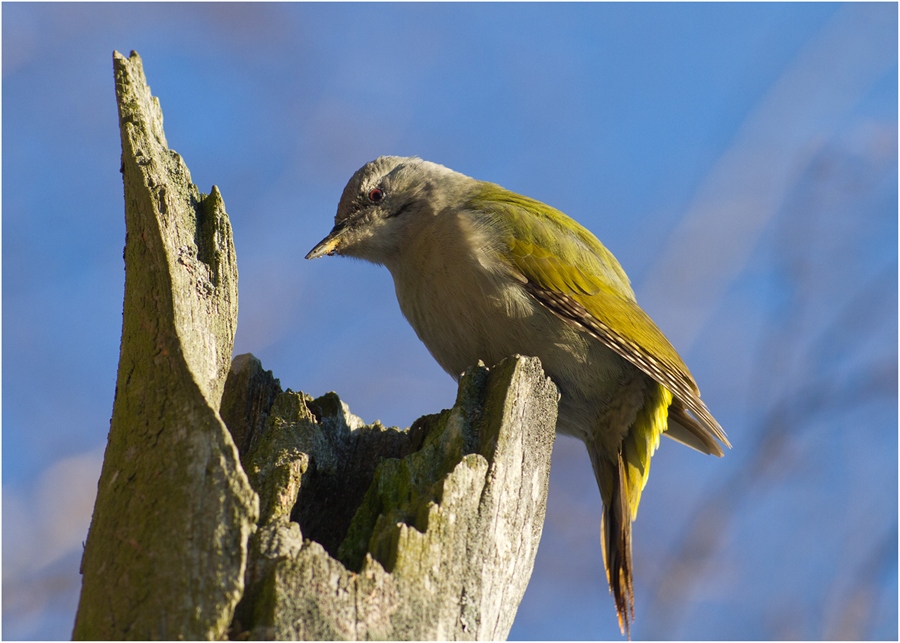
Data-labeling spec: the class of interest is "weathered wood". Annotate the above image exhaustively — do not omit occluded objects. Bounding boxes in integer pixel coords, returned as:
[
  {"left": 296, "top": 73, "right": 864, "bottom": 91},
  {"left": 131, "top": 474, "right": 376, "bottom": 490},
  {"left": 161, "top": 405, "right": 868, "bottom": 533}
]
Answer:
[
  {"left": 73, "top": 51, "right": 258, "bottom": 640},
  {"left": 226, "top": 355, "right": 558, "bottom": 640},
  {"left": 221, "top": 353, "right": 284, "bottom": 457}
]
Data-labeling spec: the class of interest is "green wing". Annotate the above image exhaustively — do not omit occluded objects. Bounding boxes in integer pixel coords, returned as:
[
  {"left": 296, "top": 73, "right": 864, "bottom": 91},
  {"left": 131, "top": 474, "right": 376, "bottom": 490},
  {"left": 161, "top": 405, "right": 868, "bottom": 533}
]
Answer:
[{"left": 468, "top": 182, "right": 730, "bottom": 455}]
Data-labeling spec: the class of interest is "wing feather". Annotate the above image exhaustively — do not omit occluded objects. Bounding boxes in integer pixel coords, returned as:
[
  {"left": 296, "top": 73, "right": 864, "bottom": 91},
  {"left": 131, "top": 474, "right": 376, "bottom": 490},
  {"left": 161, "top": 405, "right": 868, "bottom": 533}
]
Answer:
[{"left": 468, "top": 183, "right": 731, "bottom": 453}]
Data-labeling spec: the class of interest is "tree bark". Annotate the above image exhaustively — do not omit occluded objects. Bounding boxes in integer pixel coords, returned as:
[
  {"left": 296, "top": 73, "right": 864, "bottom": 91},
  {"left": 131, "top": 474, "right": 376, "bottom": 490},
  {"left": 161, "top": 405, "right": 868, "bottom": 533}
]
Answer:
[
  {"left": 225, "top": 354, "right": 558, "bottom": 640},
  {"left": 73, "top": 51, "right": 258, "bottom": 640},
  {"left": 74, "top": 50, "right": 559, "bottom": 641}
]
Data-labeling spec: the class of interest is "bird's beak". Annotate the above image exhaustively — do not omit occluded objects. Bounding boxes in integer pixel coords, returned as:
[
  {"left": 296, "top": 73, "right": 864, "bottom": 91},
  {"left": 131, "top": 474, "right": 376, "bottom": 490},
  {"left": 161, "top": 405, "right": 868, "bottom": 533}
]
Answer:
[{"left": 305, "top": 224, "right": 347, "bottom": 260}]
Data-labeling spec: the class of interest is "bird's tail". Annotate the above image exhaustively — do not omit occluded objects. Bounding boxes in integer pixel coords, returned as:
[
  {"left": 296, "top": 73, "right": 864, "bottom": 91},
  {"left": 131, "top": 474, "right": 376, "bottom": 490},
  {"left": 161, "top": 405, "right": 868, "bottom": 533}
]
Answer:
[
  {"left": 589, "top": 381, "right": 672, "bottom": 639},
  {"left": 600, "top": 451, "right": 635, "bottom": 638}
]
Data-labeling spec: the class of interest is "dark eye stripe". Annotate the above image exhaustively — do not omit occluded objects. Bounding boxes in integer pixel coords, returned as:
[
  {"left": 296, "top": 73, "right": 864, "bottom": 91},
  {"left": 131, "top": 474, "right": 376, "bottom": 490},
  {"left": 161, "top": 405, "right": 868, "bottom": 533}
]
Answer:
[{"left": 387, "top": 202, "right": 413, "bottom": 218}]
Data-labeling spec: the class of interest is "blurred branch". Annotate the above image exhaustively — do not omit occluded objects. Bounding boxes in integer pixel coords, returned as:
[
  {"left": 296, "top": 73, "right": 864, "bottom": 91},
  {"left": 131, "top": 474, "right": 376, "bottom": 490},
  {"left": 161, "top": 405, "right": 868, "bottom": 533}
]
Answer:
[
  {"left": 823, "top": 525, "right": 898, "bottom": 639},
  {"left": 640, "top": 3, "right": 896, "bottom": 351},
  {"left": 644, "top": 132, "right": 897, "bottom": 638},
  {"left": 645, "top": 356, "right": 895, "bottom": 638}
]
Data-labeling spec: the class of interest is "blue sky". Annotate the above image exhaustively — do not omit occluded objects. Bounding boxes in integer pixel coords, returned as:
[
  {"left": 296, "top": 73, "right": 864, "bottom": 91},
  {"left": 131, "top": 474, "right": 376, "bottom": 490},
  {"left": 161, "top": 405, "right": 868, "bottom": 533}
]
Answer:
[{"left": 3, "top": 3, "right": 897, "bottom": 640}]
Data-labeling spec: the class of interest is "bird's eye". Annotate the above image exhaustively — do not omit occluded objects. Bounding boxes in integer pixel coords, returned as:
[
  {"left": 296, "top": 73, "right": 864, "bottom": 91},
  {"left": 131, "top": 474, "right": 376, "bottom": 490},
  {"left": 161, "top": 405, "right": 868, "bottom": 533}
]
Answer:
[{"left": 368, "top": 188, "right": 385, "bottom": 203}]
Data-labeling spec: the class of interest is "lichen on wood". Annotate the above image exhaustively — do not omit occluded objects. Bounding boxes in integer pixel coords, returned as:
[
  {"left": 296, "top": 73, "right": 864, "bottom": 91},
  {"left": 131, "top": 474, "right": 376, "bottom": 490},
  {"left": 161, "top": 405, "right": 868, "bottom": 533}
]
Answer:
[
  {"left": 225, "top": 355, "right": 558, "bottom": 640},
  {"left": 72, "top": 51, "right": 258, "bottom": 640}
]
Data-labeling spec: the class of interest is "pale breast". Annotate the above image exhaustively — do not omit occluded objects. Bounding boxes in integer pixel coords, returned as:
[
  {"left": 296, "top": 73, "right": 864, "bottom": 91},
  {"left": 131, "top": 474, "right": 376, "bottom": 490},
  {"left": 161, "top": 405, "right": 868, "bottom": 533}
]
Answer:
[
  {"left": 386, "top": 208, "right": 640, "bottom": 448},
  {"left": 388, "top": 210, "right": 522, "bottom": 378}
]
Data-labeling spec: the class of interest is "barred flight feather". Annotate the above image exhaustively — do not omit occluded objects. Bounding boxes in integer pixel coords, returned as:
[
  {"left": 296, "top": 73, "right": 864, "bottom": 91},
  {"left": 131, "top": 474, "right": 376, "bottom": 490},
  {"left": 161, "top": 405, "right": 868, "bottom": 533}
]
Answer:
[{"left": 525, "top": 283, "right": 730, "bottom": 450}]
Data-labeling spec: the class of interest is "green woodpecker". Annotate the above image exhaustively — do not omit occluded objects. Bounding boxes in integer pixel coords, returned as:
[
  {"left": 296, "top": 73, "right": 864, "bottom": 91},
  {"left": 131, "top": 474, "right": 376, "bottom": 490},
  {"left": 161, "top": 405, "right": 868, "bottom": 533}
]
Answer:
[{"left": 307, "top": 156, "right": 730, "bottom": 636}]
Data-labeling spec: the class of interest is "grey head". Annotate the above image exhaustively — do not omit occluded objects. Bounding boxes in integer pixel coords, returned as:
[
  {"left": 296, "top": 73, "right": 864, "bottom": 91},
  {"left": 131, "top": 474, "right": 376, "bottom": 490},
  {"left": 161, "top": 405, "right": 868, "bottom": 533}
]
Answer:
[{"left": 306, "top": 156, "right": 476, "bottom": 265}]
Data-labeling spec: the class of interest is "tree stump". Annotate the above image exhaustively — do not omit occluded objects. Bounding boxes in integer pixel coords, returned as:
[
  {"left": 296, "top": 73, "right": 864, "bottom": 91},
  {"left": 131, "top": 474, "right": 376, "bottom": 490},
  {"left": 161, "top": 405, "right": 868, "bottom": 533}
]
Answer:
[{"left": 73, "top": 50, "right": 559, "bottom": 641}]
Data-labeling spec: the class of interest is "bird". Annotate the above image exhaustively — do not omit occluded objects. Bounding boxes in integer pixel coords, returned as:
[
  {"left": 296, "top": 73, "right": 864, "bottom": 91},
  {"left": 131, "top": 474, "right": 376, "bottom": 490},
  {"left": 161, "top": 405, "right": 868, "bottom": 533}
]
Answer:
[{"left": 306, "top": 156, "right": 730, "bottom": 637}]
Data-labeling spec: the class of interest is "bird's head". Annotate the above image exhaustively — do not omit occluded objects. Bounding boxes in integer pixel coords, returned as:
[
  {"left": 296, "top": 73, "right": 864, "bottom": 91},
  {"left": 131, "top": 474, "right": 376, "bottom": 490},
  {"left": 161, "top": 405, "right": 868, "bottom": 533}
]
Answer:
[{"left": 306, "top": 156, "right": 473, "bottom": 266}]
